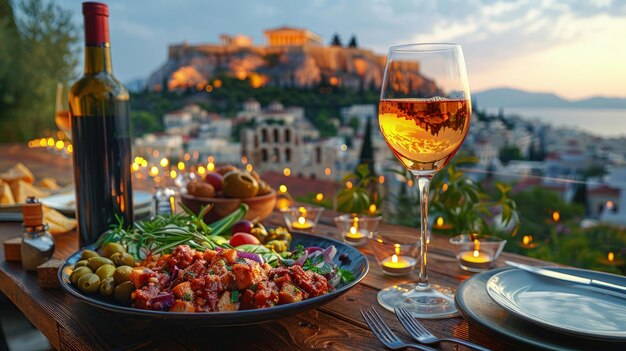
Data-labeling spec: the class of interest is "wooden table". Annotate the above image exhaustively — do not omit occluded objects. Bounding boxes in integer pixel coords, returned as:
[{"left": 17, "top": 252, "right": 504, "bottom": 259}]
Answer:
[{"left": 0, "top": 146, "right": 571, "bottom": 350}]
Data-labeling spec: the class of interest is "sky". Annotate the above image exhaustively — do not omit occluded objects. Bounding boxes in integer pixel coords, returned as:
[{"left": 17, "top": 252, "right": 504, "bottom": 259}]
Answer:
[{"left": 53, "top": 0, "right": 626, "bottom": 100}]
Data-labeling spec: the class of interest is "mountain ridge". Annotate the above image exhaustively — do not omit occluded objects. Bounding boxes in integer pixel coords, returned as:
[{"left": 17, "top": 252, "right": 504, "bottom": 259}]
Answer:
[{"left": 473, "top": 87, "right": 626, "bottom": 109}]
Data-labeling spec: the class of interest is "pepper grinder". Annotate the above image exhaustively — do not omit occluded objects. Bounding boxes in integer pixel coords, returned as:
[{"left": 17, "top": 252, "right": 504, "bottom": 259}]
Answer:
[{"left": 21, "top": 197, "right": 55, "bottom": 271}]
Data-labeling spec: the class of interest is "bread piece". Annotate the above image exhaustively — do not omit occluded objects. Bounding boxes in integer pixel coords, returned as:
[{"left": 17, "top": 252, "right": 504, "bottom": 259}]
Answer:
[
  {"left": 43, "top": 206, "right": 76, "bottom": 235},
  {"left": 0, "top": 180, "right": 15, "bottom": 204},
  {"left": 3, "top": 237, "right": 21, "bottom": 262},
  {"left": 10, "top": 180, "right": 49, "bottom": 203},
  {"left": 37, "top": 259, "right": 63, "bottom": 288},
  {"left": 0, "top": 162, "right": 35, "bottom": 184},
  {"left": 37, "top": 177, "right": 60, "bottom": 191}
]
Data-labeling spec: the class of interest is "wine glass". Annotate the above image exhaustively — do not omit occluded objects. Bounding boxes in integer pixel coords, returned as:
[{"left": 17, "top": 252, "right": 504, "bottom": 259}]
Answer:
[
  {"left": 377, "top": 43, "right": 471, "bottom": 318},
  {"left": 54, "top": 82, "right": 71, "bottom": 140}
]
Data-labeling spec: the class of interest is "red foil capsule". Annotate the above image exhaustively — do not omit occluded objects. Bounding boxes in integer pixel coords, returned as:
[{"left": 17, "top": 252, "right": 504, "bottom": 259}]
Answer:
[{"left": 82, "top": 2, "right": 109, "bottom": 45}]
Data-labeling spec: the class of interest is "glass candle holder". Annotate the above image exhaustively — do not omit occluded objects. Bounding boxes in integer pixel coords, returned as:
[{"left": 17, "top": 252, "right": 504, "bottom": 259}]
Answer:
[
  {"left": 449, "top": 234, "right": 506, "bottom": 272},
  {"left": 334, "top": 214, "right": 382, "bottom": 246},
  {"left": 369, "top": 231, "right": 419, "bottom": 276},
  {"left": 282, "top": 206, "right": 324, "bottom": 232}
]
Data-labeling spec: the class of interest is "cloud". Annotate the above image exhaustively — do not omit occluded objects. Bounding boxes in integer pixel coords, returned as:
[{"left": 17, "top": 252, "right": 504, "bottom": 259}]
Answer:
[{"left": 52, "top": 0, "right": 626, "bottom": 97}]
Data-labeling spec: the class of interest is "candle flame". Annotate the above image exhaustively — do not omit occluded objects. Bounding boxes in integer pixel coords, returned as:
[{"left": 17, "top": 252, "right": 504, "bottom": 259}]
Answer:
[
  {"left": 391, "top": 254, "right": 398, "bottom": 263},
  {"left": 149, "top": 166, "right": 159, "bottom": 177},
  {"left": 298, "top": 216, "right": 306, "bottom": 225},
  {"left": 170, "top": 170, "right": 177, "bottom": 179},
  {"left": 197, "top": 166, "right": 206, "bottom": 175},
  {"left": 315, "top": 193, "right": 324, "bottom": 202},
  {"left": 177, "top": 162, "right": 185, "bottom": 171},
  {"left": 346, "top": 181, "right": 353, "bottom": 189},
  {"left": 349, "top": 227, "right": 357, "bottom": 235},
  {"left": 369, "top": 204, "right": 377, "bottom": 214},
  {"left": 523, "top": 235, "right": 532, "bottom": 245},
  {"left": 241, "top": 156, "right": 248, "bottom": 164},
  {"left": 608, "top": 252, "right": 615, "bottom": 262},
  {"left": 246, "top": 164, "right": 253, "bottom": 172},
  {"left": 552, "top": 211, "right": 560, "bottom": 222},
  {"left": 283, "top": 168, "right": 291, "bottom": 177},
  {"left": 160, "top": 158, "right": 169, "bottom": 167},
  {"left": 436, "top": 217, "right": 444, "bottom": 226},
  {"left": 279, "top": 185, "right": 287, "bottom": 193},
  {"left": 207, "top": 162, "right": 215, "bottom": 171},
  {"left": 394, "top": 243, "right": 400, "bottom": 256}
]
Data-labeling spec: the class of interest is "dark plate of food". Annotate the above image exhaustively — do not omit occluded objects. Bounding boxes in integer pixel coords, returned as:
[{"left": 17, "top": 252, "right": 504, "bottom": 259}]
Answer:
[{"left": 58, "top": 231, "right": 368, "bottom": 326}]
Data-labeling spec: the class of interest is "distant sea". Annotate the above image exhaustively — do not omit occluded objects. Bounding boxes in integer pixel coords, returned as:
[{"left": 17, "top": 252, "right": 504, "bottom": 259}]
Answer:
[{"left": 481, "top": 106, "right": 626, "bottom": 138}]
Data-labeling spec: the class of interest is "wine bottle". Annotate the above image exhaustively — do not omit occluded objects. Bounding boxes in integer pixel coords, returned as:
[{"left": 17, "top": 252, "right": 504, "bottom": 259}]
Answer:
[{"left": 69, "top": 2, "right": 133, "bottom": 246}]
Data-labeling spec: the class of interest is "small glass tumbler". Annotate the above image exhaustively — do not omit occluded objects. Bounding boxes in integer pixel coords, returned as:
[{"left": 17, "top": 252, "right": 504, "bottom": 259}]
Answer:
[
  {"left": 449, "top": 234, "right": 506, "bottom": 272},
  {"left": 282, "top": 206, "right": 324, "bottom": 232},
  {"left": 369, "top": 231, "right": 419, "bottom": 276},
  {"left": 334, "top": 214, "right": 382, "bottom": 246}
]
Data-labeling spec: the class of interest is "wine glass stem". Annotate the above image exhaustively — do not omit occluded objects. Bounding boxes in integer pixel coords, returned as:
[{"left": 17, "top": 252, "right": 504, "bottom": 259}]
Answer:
[{"left": 416, "top": 175, "right": 432, "bottom": 289}]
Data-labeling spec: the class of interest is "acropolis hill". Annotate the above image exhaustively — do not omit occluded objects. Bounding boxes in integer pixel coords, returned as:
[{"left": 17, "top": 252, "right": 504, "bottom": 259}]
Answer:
[{"left": 145, "top": 26, "right": 423, "bottom": 92}]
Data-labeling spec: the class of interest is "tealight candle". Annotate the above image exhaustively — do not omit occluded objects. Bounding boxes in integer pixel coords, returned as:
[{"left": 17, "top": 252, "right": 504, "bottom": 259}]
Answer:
[
  {"left": 432, "top": 216, "right": 453, "bottom": 230},
  {"left": 381, "top": 254, "right": 416, "bottom": 276},
  {"left": 458, "top": 250, "right": 492, "bottom": 271},
  {"left": 292, "top": 216, "right": 313, "bottom": 229}
]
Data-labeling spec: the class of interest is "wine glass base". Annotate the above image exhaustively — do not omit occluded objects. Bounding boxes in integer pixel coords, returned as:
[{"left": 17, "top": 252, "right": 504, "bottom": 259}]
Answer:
[{"left": 377, "top": 283, "right": 458, "bottom": 319}]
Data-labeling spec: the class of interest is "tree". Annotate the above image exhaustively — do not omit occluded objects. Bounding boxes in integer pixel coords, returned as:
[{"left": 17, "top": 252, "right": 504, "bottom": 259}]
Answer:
[
  {"left": 0, "top": 0, "right": 78, "bottom": 142},
  {"left": 348, "top": 35, "right": 358, "bottom": 48},
  {"left": 499, "top": 145, "right": 523, "bottom": 164},
  {"left": 330, "top": 33, "right": 342, "bottom": 47},
  {"left": 358, "top": 117, "right": 375, "bottom": 176},
  {"left": 131, "top": 111, "right": 161, "bottom": 137}
]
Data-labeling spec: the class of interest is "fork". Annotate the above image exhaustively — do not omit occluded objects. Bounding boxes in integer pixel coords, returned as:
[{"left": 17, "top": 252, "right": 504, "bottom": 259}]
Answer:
[
  {"left": 360, "top": 307, "right": 438, "bottom": 351},
  {"left": 395, "top": 308, "right": 492, "bottom": 351}
]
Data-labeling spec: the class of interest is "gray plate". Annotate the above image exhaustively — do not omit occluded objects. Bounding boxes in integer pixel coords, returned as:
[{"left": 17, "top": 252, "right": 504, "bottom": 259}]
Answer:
[
  {"left": 58, "top": 231, "right": 368, "bottom": 325},
  {"left": 487, "top": 267, "right": 626, "bottom": 340},
  {"left": 41, "top": 190, "right": 153, "bottom": 216},
  {"left": 456, "top": 268, "right": 626, "bottom": 350}
]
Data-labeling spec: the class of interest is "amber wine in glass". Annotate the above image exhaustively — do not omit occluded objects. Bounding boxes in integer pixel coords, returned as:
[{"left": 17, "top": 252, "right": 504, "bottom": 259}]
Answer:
[{"left": 377, "top": 44, "right": 471, "bottom": 318}]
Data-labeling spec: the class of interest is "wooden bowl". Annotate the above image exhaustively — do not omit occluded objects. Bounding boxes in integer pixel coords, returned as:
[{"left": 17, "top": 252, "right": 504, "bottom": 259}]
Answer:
[{"left": 181, "top": 189, "right": 277, "bottom": 223}]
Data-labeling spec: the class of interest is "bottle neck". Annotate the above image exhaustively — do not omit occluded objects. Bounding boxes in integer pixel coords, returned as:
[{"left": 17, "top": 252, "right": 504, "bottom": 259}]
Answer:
[{"left": 84, "top": 44, "right": 112, "bottom": 75}]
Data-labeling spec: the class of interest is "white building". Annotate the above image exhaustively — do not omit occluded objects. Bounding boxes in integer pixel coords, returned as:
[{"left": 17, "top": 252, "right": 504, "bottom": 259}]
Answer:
[{"left": 599, "top": 166, "right": 626, "bottom": 226}]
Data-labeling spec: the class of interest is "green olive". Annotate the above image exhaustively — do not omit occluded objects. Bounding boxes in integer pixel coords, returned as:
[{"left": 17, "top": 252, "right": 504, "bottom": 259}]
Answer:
[
  {"left": 75, "top": 260, "right": 88, "bottom": 268},
  {"left": 77, "top": 273, "right": 100, "bottom": 294},
  {"left": 110, "top": 252, "right": 135, "bottom": 267},
  {"left": 113, "top": 265, "right": 133, "bottom": 284},
  {"left": 70, "top": 266, "right": 93, "bottom": 286},
  {"left": 80, "top": 249, "right": 99, "bottom": 260},
  {"left": 99, "top": 277, "right": 116, "bottom": 297},
  {"left": 95, "top": 264, "right": 116, "bottom": 281},
  {"left": 268, "top": 229, "right": 291, "bottom": 242},
  {"left": 222, "top": 171, "right": 259, "bottom": 198},
  {"left": 87, "top": 257, "right": 114, "bottom": 271},
  {"left": 114, "top": 281, "right": 134, "bottom": 303},
  {"left": 265, "top": 239, "right": 288, "bottom": 253},
  {"left": 101, "top": 242, "right": 125, "bottom": 258}
]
